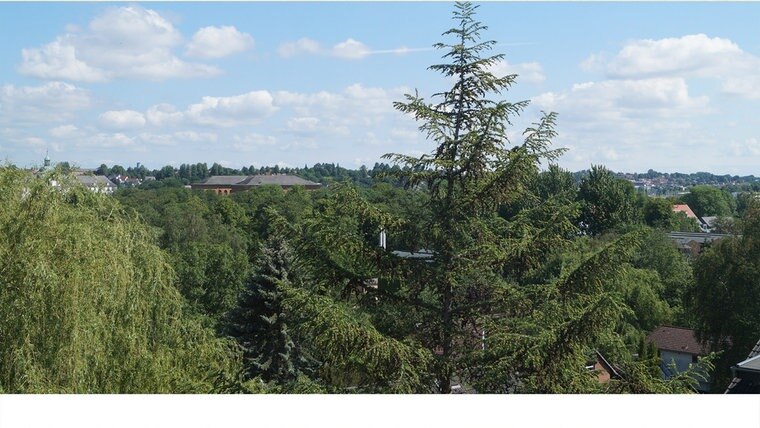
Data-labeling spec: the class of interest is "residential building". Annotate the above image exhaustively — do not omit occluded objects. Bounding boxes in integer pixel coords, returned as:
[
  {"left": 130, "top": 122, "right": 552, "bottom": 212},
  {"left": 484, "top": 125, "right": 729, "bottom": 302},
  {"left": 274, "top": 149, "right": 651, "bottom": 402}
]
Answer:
[
  {"left": 667, "top": 231, "right": 729, "bottom": 257},
  {"left": 672, "top": 204, "right": 699, "bottom": 220},
  {"left": 646, "top": 325, "right": 712, "bottom": 392},
  {"left": 75, "top": 174, "right": 117, "bottom": 194},
  {"left": 191, "top": 175, "right": 321, "bottom": 194}
]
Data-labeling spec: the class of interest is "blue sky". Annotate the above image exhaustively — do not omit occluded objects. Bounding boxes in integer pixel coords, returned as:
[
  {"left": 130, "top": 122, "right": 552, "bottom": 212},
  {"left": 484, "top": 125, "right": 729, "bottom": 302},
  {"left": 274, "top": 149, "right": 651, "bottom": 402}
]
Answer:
[{"left": 2, "top": 2, "right": 760, "bottom": 175}]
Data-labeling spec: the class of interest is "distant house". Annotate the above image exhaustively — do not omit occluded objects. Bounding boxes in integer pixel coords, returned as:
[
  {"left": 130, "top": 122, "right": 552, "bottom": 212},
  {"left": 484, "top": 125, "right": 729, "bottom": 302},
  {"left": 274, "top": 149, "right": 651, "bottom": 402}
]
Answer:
[
  {"left": 672, "top": 203, "right": 699, "bottom": 220},
  {"left": 587, "top": 351, "right": 622, "bottom": 384},
  {"left": 646, "top": 325, "right": 712, "bottom": 392},
  {"left": 75, "top": 175, "right": 117, "bottom": 194},
  {"left": 700, "top": 216, "right": 719, "bottom": 232},
  {"left": 191, "top": 175, "right": 321, "bottom": 195},
  {"left": 667, "top": 231, "right": 729, "bottom": 257},
  {"left": 725, "top": 338, "right": 760, "bottom": 394}
]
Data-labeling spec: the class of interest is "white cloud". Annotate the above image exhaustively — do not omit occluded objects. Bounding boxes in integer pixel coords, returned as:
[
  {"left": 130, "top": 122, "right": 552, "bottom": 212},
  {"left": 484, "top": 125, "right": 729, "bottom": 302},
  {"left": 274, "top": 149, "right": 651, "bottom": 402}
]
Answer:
[
  {"left": 99, "top": 110, "right": 147, "bottom": 130},
  {"left": 277, "top": 38, "right": 323, "bottom": 58},
  {"left": 489, "top": 60, "right": 546, "bottom": 84},
  {"left": 287, "top": 117, "right": 320, "bottom": 133},
  {"left": 49, "top": 125, "right": 80, "bottom": 139},
  {"left": 76, "top": 132, "right": 136, "bottom": 148},
  {"left": 19, "top": 38, "right": 108, "bottom": 83},
  {"left": 137, "top": 131, "right": 216, "bottom": 146},
  {"left": 174, "top": 131, "right": 217, "bottom": 143},
  {"left": 533, "top": 78, "right": 709, "bottom": 121},
  {"left": 589, "top": 34, "right": 760, "bottom": 99},
  {"left": 137, "top": 133, "right": 177, "bottom": 146},
  {"left": 531, "top": 77, "right": 715, "bottom": 171},
  {"left": 605, "top": 34, "right": 740, "bottom": 78},
  {"left": 278, "top": 37, "right": 404, "bottom": 60},
  {"left": 0, "top": 82, "right": 91, "bottom": 123},
  {"left": 186, "top": 26, "right": 254, "bottom": 59},
  {"left": 19, "top": 5, "right": 221, "bottom": 82},
  {"left": 146, "top": 103, "right": 184, "bottom": 127},
  {"left": 732, "top": 138, "right": 760, "bottom": 156},
  {"left": 331, "top": 38, "right": 370, "bottom": 59},
  {"left": 274, "top": 84, "right": 407, "bottom": 128},
  {"left": 186, "top": 90, "right": 277, "bottom": 127},
  {"left": 232, "top": 133, "right": 278, "bottom": 151}
]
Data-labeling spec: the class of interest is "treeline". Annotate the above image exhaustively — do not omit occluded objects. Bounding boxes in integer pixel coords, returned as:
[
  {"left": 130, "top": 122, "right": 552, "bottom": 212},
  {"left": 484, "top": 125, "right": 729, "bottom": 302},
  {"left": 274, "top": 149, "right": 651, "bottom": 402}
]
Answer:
[
  {"left": 94, "top": 161, "right": 408, "bottom": 187},
  {"left": 92, "top": 160, "right": 760, "bottom": 193},
  {"left": 619, "top": 168, "right": 759, "bottom": 186}
]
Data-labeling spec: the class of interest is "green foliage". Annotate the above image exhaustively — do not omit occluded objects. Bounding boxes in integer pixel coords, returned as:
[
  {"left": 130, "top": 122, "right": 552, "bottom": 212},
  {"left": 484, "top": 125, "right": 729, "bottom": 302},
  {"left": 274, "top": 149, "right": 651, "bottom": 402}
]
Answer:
[
  {"left": 225, "top": 238, "right": 309, "bottom": 385},
  {"left": 633, "top": 229, "right": 694, "bottom": 325},
  {"left": 172, "top": 242, "right": 249, "bottom": 322},
  {"left": 681, "top": 185, "right": 735, "bottom": 217},
  {"left": 644, "top": 197, "right": 699, "bottom": 232},
  {"left": 0, "top": 169, "right": 241, "bottom": 393},
  {"left": 281, "top": 282, "right": 433, "bottom": 393},
  {"left": 690, "top": 206, "right": 760, "bottom": 388},
  {"left": 578, "top": 165, "right": 642, "bottom": 235}
]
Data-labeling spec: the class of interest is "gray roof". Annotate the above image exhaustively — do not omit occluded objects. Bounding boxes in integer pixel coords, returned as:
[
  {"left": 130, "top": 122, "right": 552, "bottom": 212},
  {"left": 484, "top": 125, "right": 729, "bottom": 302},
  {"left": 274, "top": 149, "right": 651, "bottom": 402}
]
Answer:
[
  {"left": 248, "top": 175, "right": 320, "bottom": 186},
  {"left": 726, "top": 337, "right": 760, "bottom": 393},
  {"left": 391, "top": 250, "right": 435, "bottom": 260},
  {"left": 737, "top": 355, "right": 760, "bottom": 372},
  {"left": 668, "top": 232, "right": 730, "bottom": 247},
  {"left": 76, "top": 175, "right": 116, "bottom": 187},
  {"left": 200, "top": 176, "right": 251, "bottom": 185},
  {"left": 198, "top": 175, "right": 320, "bottom": 187}
]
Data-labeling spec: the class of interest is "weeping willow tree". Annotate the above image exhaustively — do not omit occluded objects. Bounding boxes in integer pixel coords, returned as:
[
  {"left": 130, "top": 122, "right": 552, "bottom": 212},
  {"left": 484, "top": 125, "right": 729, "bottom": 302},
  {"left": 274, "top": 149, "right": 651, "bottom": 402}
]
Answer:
[{"left": 0, "top": 168, "right": 242, "bottom": 393}]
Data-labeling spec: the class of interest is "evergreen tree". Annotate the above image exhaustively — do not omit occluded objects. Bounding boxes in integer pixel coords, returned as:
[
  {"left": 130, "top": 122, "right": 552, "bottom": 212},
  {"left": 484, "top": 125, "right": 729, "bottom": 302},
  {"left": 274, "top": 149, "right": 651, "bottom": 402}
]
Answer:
[
  {"left": 382, "top": 1, "right": 566, "bottom": 393},
  {"left": 226, "top": 238, "right": 305, "bottom": 384}
]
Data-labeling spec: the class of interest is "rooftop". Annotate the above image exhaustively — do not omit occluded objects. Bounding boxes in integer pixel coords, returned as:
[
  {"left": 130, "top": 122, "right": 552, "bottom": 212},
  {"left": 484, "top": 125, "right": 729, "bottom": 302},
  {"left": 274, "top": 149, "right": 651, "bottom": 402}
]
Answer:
[
  {"left": 672, "top": 204, "right": 698, "bottom": 220},
  {"left": 646, "top": 325, "right": 710, "bottom": 356},
  {"left": 726, "top": 337, "right": 760, "bottom": 394},
  {"left": 76, "top": 175, "right": 116, "bottom": 187},
  {"left": 197, "top": 174, "right": 320, "bottom": 187}
]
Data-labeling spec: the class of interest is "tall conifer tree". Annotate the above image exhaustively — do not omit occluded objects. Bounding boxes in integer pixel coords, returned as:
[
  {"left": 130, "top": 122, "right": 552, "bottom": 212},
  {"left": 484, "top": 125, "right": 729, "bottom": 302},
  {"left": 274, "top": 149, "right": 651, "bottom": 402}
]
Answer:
[{"left": 383, "top": 1, "right": 564, "bottom": 393}]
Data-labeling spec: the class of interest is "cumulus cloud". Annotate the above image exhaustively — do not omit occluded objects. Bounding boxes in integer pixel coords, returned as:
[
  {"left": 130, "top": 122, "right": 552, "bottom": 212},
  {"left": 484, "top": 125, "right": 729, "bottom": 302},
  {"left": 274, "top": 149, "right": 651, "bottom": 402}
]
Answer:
[
  {"left": 588, "top": 34, "right": 760, "bottom": 99},
  {"left": 136, "top": 131, "right": 217, "bottom": 146},
  {"left": 531, "top": 77, "right": 714, "bottom": 171},
  {"left": 232, "top": 133, "right": 278, "bottom": 151},
  {"left": 146, "top": 103, "right": 184, "bottom": 127},
  {"left": 75, "top": 132, "right": 137, "bottom": 148},
  {"left": 185, "top": 90, "right": 277, "bottom": 127},
  {"left": 185, "top": 26, "right": 254, "bottom": 59},
  {"left": 98, "top": 110, "right": 147, "bottom": 130},
  {"left": 331, "top": 38, "right": 371, "bottom": 59},
  {"left": 275, "top": 84, "right": 408, "bottom": 128},
  {"left": 277, "top": 38, "right": 323, "bottom": 58},
  {"left": 489, "top": 60, "right": 546, "bottom": 84},
  {"left": 0, "top": 82, "right": 91, "bottom": 123},
  {"left": 19, "top": 5, "right": 221, "bottom": 82},
  {"left": 605, "top": 34, "right": 740, "bottom": 78},
  {"left": 534, "top": 78, "right": 709, "bottom": 120},
  {"left": 49, "top": 124, "right": 81, "bottom": 139},
  {"left": 277, "top": 37, "right": 407, "bottom": 60}
]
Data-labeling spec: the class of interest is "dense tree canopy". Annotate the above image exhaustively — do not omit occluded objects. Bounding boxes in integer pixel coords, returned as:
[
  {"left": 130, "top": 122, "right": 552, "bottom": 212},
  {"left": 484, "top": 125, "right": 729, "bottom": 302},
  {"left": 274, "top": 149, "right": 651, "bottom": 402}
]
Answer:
[
  {"left": 682, "top": 185, "right": 735, "bottom": 218},
  {"left": 578, "top": 165, "right": 642, "bottom": 235},
  {"left": 690, "top": 206, "right": 760, "bottom": 388},
  {"left": 0, "top": 168, "right": 242, "bottom": 393}
]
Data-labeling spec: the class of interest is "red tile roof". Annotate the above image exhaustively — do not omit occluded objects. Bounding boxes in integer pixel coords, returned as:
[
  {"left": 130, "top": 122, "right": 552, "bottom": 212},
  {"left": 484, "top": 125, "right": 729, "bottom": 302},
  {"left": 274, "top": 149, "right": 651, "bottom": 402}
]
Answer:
[
  {"left": 646, "top": 326, "right": 709, "bottom": 356},
  {"left": 672, "top": 204, "right": 699, "bottom": 220}
]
